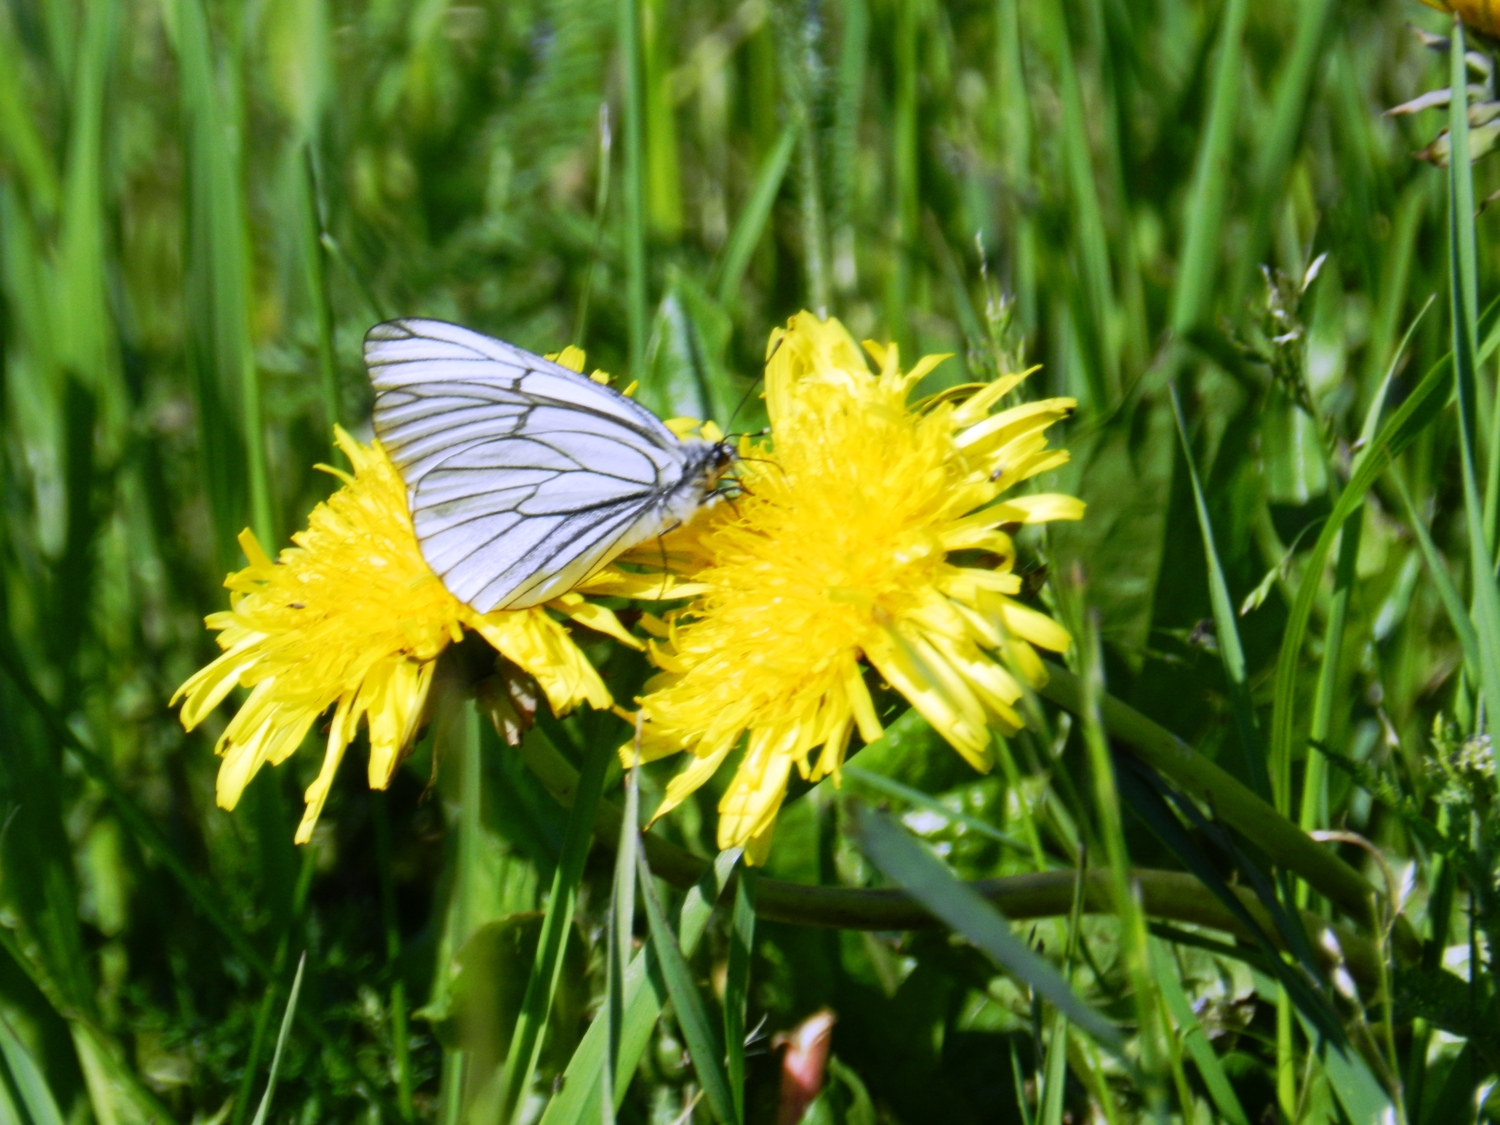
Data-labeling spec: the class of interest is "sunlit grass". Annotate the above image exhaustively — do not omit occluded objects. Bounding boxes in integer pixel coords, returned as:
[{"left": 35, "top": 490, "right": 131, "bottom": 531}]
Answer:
[{"left": 0, "top": 0, "right": 1494, "bottom": 1121}]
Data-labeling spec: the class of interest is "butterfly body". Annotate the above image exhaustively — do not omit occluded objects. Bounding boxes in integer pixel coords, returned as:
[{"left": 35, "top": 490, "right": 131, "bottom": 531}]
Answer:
[{"left": 365, "top": 318, "right": 735, "bottom": 612}]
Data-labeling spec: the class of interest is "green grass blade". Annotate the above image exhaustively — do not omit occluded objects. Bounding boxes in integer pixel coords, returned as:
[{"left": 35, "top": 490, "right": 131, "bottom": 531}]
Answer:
[
  {"left": 175, "top": 0, "right": 273, "bottom": 557},
  {"left": 1151, "top": 940, "right": 1250, "bottom": 1125},
  {"left": 56, "top": 0, "right": 121, "bottom": 443},
  {"left": 574, "top": 104, "right": 613, "bottom": 347},
  {"left": 0, "top": 1013, "right": 65, "bottom": 1125},
  {"left": 1036, "top": 1, "right": 1114, "bottom": 406},
  {"left": 1292, "top": 1008, "right": 1395, "bottom": 1125},
  {"left": 777, "top": 10, "right": 829, "bottom": 316},
  {"left": 373, "top": 791, "right": 415, "bottom": 1121},
  {"left": 1072, "top": 603, "right": 1165, "bottom": 1097},
  {"left": 995, "top": 0, "right": 1036, "bottom": 331},
  {"left": 1169, "top": 0, "right": 1248, "bottom": 335},
  {"left": 1037, "top": 865, "right": 1086, "bottom": 1125},
  {"left": 491, "top": 738, "right": 611, "bottom": 1125},
  {"left": 0, "top": 642, "right": 394, "bottom": 1118},
  {"left": 1302, "top": 297, "right": 1433, "bottom": 834},
  {"left": 1269, "top": 348, "right": 1457, "bottom": 817},
  {"left": 1168, "top": 381, "right": 1267, "bottom": 797},
  {"left": 643, "top": 271, "right": 733, "bottom": 425},
  {"left": 841, "top": 765, "right": 1031, "bottom": 853},
  {"left": 0, "top": 636, "right": 271, "bottom": 981},
  {"left": 232, "top": 842, "right": 315, "bottom": 1125},
  {"left": 1037, "top": 1007, "right": 1068, "bottom": 1125},
  {"left": 1445, "top": 19, "right": 1500, "bottom": 752},
  {"left": 0, "top": 14, "right": 60, "bottom": 219},
  {"left": 1304, "top": 524, "right": 1361, "bottom": 813},
  {"left": 850, "top": 801, "right": 1123, "bottom": 1055},
  {"left": 298, "top": 146, "right": 340, "bottom": 449},
  {"left": 249, "top": 952, "right": 307, "bottom": 1125},
  {"left": 1010, "top": 1039, "right": 1035, "bottom": 1125},
  {"left": 1039, "top": 662, "right": 1377, "bottom": 923},
  {"left": 724, "top": 864, "right": 755, "bottom": 1122},
  {"left": 437, "top": 699, "right": 483, "bottom": 1124},
  {"left": 1237, "top": 0, "right": 1336, "bottom": 302},
  {"left": 642, "top": 0, "right": 681, "bottom": 240},
  {"left": 538, "top": 851, "right": 739, "bottom": 1125},
  {"left": 1363, "top": 295, "right": 1435, "bottom": 452},
  {"left": 926, "top": 210, "right": 988, "bottom": 376},
  {"left": 602, "top": 747, "right": 643, "bottom": 1125},
  {"left": 1364, "top": 187, "right": 1427, "bottom": 409},
  {"left": 889, "top": 0, "right": 918, "bottom": 357},
  {"left": 635, "top": 846, "right": 737, "bottom": 1124},
  {"left": 619, "top": 0, "right": 648, "bottom": 376},
  {"left": 715, "top": 117, "right": 799, "bottom": 307},
  {"left": 1110, "top": 763, "right": 1345, "bottom": 1045},
  {"left": 829, "top": 0, "right": 867, "bottom": 265},
  {"left": 1391, "top": 469, "right": 1481, "bottom": 678}
]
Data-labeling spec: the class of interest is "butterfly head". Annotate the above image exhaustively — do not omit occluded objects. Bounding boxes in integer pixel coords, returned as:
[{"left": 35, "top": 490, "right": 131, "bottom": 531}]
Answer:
[
  {"left": 699, "top": 437, "right": 744, "bottom": 502},
  {"left": 708, "top": 438, "right": 738, "bottom": 478}
]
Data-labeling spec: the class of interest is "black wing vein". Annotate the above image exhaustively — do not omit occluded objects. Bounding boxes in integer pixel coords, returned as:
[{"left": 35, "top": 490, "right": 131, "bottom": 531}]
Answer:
[{"left": 366, "top": 318, "right": 701, "bottom": 611}]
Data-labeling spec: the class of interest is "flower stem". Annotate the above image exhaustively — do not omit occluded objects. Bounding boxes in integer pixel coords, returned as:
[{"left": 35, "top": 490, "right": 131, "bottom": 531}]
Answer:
[
  {"left": 1036, "top": 663, "right": 1366, "bottom": 901},
  {"left": 513, "top": 720, "right": 1399, "bottom": 991}
]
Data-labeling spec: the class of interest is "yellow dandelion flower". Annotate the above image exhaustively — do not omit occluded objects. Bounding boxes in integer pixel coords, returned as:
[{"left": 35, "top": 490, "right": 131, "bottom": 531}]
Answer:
[
  {"left": 626, "top": 312, "right": 1083, "bottom": 862},
  {"left": 174, "top": 419, "right": 661, "bottom": 843},
  {"left": 1422, "top": 0, "right": 1500, "bottom": 38}
]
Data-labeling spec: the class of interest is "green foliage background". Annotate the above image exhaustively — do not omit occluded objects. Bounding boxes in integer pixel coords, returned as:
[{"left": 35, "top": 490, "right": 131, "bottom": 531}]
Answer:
[{"left": 0, "top": 0, "right": 1494, "bottom": 1121}]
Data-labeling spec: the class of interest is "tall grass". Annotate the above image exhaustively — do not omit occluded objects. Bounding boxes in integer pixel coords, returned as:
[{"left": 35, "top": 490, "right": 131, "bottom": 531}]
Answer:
[{"left": 0, "top": 0, "right": 1495, "bottom": 1122}]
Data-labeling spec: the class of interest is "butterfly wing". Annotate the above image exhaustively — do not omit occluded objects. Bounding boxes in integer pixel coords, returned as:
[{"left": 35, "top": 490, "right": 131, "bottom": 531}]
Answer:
[{"left": 366, "top": 318, "right": 690, "bottom": 611}]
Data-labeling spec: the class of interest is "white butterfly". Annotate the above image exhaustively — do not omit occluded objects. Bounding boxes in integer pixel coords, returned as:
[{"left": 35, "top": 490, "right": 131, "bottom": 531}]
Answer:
[{"left": 366, "top": 318, "right": 736, "bottom": 612}]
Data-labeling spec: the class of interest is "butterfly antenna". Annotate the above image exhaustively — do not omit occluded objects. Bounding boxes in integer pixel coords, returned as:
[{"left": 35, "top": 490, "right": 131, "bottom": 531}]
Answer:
[{"left": 725, "top": 375, "right": 765, "bottom": 435}]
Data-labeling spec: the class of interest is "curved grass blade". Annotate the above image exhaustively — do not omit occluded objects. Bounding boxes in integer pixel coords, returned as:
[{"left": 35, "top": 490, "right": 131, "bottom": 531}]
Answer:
[
  {"left": 842, "top": 765, "right": 1031, "bottom": 853},
  {"left": 1292, "top": 1007, "right": 1395, "bottom": 1125},
  {"left": 829, "top": 0, "right": 867, "bottom": 232},
  {"left": 537, "top": 850, "right": 740, "bottom": 1125},
  {"left": 1072, "top": 600, "right": 1166, "bottom": 1100},
  {"left": 1037, "top": 850, "right": 1090, "bottom": 1125},
  {"left": 618, "top": 0, "right": 647, "bottom": 375},
  {"left": 1037, "top": 1004, "right": 1068, "bottom": 1125},
  {"left": 0, "top": 1011, "right": 65, "bottom": 1125},
  {"left": 1035, "top": 0, "right": 1115, "bottom": 405},
  {"left": 1237, "top": 0, "right": 1337, "bottom": 303},
  {"left": 1169, "top": 0, "right": 1249, "bottom": 335},
  {"left": 602, "top": 744, "right": 643, "bottom": 1125},
  {"left": 1039, "top": 662, "right": 1376, "bottom": 923},
  {"left": 1445, "top": 20, "right": 1500, "bottom": 754},
  {"left": 1112, "top": 759, "right": 1343, "bottom": 1045},
  {"left": 174, "top": 0, "right": 273, "bottom": 555},
  {"left": 714, "top": 117, "right": 799, "bottom": 306},
  {"left": 850, "top": 801, "right": 1123, "bottom": 1056},
  {"left": 1169, "top": 380, "right": 1267, "bottom": 798},
  {"left": 1304, "top": 295, "right": 1434, "bottom": 835},
  {"left": 249, "top": 952, "right": 307, "bottom": 1125},
  {"left": 297, "top": 146, "right": 340, "bottom": 447},
  {"left": 724, "top": 864, "right": 755, "bottom": 1123},
  {"left": 490, "top": 737, "right": 611, "bottom": 1124},
  {"left": 1268, "top": 348, "right": 1463, "bottom": 823},
  {"left": 0, "top": 635, "right": 398, "bottom": 1119},
  {"left": 1390, "top": 469, "right": 1482, "bottom": 679},
  {"left": 1151, "top": 940, "right": 1250, "bottom": 1125},
  {"left": 635, "top": 847, "right": 737, "bottom": 1123}
]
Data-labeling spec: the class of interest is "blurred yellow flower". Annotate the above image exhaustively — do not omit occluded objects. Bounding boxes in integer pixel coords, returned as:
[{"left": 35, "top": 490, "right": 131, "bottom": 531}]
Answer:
[
  {"left": 626, "top": 313, "right": 1083, "bottom": 862},
  {"left": 1422, "top": 0, "right": 1500, "bottom": 38},
  {"left": 174, "top": 424, "right": 653, "bottom": 843}
]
